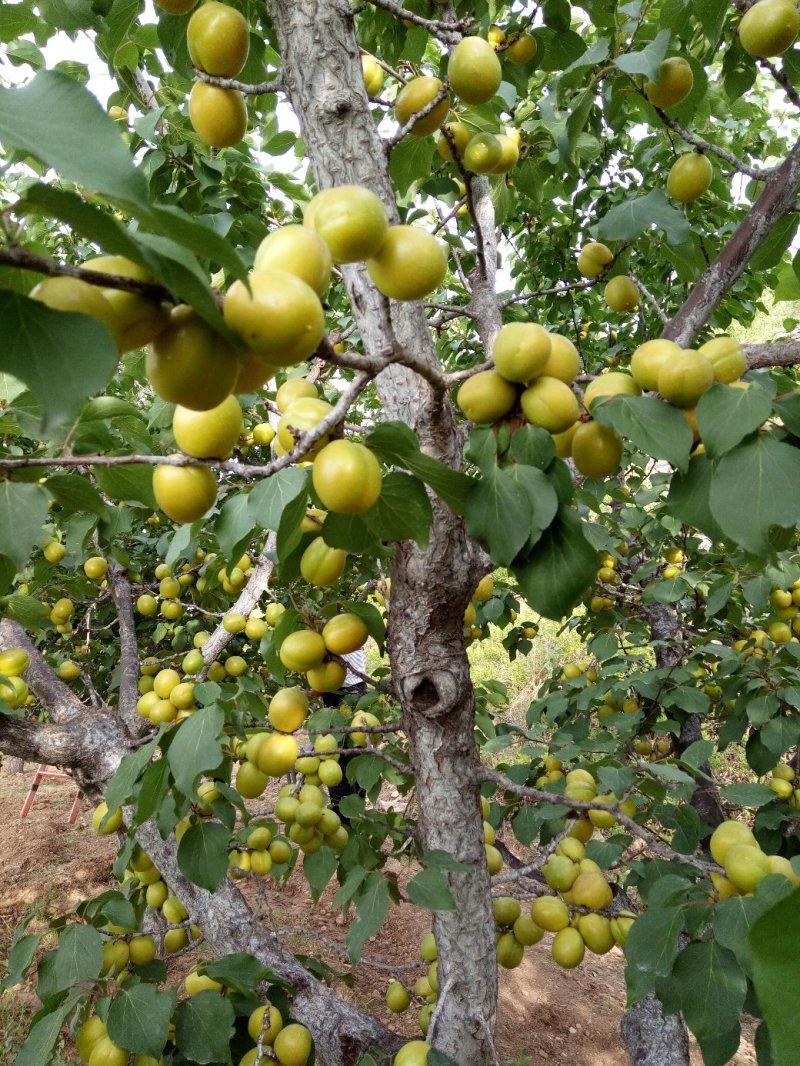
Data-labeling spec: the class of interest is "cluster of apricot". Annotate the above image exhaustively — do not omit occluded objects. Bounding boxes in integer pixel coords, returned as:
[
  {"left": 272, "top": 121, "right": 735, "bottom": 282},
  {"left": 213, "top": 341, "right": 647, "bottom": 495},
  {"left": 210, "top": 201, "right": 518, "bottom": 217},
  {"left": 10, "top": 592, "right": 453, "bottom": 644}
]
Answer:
[
  {"left": 0, "top": 646, "right": 30, "bottom": 708},
  {"left": 709, "top": 818, "right": 800, "bottom": 899},
  {"left": 764, "top": 761, "right": 800, "bottom": 805},
  {"left": 239, "top": 1006, "right": 313, "bottom": 1066},
  {"left": 390, "top": 32, "right": 533, "bottom": 177}
]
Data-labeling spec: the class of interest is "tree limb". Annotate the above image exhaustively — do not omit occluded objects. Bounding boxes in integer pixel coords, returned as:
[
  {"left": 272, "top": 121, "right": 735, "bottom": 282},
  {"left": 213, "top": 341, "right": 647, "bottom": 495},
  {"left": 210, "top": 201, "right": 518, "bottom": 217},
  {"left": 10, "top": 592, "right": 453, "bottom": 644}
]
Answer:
[
  {"left": 107, "top": 565, "right": 149, "bottom": 739},
  {"left": 663, "top": 136, "right": 800, "bottom": 347}
]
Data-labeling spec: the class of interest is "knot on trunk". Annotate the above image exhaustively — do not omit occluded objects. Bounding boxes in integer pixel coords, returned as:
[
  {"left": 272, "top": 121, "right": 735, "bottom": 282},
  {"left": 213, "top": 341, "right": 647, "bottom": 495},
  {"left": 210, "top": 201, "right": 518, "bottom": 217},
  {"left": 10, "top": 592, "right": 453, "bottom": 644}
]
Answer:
[{"left": 400, "top": 669, "right": 460, "bottom": 718}]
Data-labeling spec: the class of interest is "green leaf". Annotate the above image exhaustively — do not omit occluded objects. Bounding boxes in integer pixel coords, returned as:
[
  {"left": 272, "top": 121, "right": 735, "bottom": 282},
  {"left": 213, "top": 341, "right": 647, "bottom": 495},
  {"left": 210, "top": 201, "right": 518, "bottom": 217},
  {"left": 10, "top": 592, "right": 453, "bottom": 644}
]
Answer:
[
  {"left": 0, "top": 932, "right": 39, "bottom": 991},
  {"left": 248, "top": 467, "right": 308, "bottom": 529},
  {"left": 0, "top": 71, "right": 147, "bottom": 204},
  {"left": 166, "top": 706, "right": 225, "bottom": 797},
  {"left": 511, "top": 507, "right": 597, "bottom": 620},
  {"left": 389, "top": 135, "right": 435, "bottom": 198},
  {"left": 696, "top": 384, "right": 772, "bottom": 459},
  {"left": 465, "top": 464, "right": 557, "bottom": 567},
  {"left": 721, "top": 783, "right": 780, "bottom": 808},
  {"left": 772, "top": 392, "right": 800, "bottom": 437},
  {"left": 715, "top": 879, "right": 794, "bottom": 978},
  {"left": 177, "top": 821, "right": 230, "bottom": 891},
  {"left": 0, "top": 293, "right": 118, "bottom": 431},
  {"left": 680, "top": 739, "right": 714, "bottom": 771},
  {"left": 215, "top": 493, "right": 256, "bottom": 562},
  {"left": 321, "top": 512, "right": 381, "bottom": 554},
  {"left": 0, "top": 5, "right": 38, "bottom": 41},
  {"left": 174, "top": 990, "right": 236, "bottom": 1064},
  {"left": 93, "top": 465, "right": 158, "bottom": 510},
  {"left": 366, "top": 421, "right": 473, "bottom": 515},
  {"left": 407, "top": 867, "right": 457, "bottom": 911},
  {"left": 750, "top": 215, "right": 799, "bottom": 272},
  {"left": 624, "top": 906, "right": 685, "bottom": 1002},
  {"left": 16, "top": 999, "right": 73, "bottom": 1066},
  {"left": 592, "top": 394, "right": 693, "bottom": 472},
  {"left": 751, "top": 887, "right": 800, "bottom": 1066},
  {"left": 346, "top": 872, "right": 389, "bottom": 963},
  {"left": 595, "top": 188, "right": 690, "bottom": 248},
  {"left": 204, "top": 954, "right": 273, "bottom": 995},
  {"left": 107, "top": 982, "right": 176, "bottom": 1059},
  {"left": 303, "top": 845, "right": 338, "bottom": 903},
  {"left": 45, "top": 474, "right": 109, "bottom": 519},
  {"left": 45, "top": 924, "right": 103, "bottom": 998},
  {"left": 667, "top": 453, "right": 725, "bottom": 540},
  {"left": 660, "top": 942, "right": 747, "bottom": 1066},
  {"left": 276, "top": 481, "right": 311, "bottom": 560},
  {"left": 615, "top": 28, "right": 671, "bottom": 79},
  {"left": 0, "top": 482, "right": 49, "bottom": 572},
  {"left": 3, "top": 591, "right": 48, "bottom": 633},
  {"left": 105, "top": 736, "right": 159, "bottom": 813},
  {"left": 709, "top": 436, "right": 800, "bottom": 555},
  {"left": 420, "top": 849, "right": 473, "bottom": 873},
  {"left": 363, "top": 471, "right": 432, "bottom": 547}
]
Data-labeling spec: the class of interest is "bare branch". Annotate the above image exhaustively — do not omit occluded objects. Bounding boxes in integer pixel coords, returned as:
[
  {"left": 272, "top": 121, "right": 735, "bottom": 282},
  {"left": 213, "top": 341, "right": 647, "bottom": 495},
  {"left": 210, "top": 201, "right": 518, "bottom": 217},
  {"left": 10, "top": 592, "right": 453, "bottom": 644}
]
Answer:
[
  {"left": 197, "top": 70, "right": 284, "bottom": 95},
  {"left": 744, "top": 341, "right": 800, "bottom": 369},
  {"left": 107, "top": 565, "right": 149, "bottom": 739},
  {"left": 198, "top": 540, "right": 276, "bottom": 680},
  {"left": 631, "top": 272, "right": 668, "bottom": 325},
  {"left": 499, "top": 276, "right": 597, "bottom": 308},
  {"left": 653, "top": 107, "right": 773, "bottom": 182},
  {"left": 0, "top": 713, "right": 94, "bottom": 769},
  {"left": 479, "top": 767, "right": 722, "bottom": 877},
  {"left": 366, "top": 0, "right": 465, "bottom": 43}
]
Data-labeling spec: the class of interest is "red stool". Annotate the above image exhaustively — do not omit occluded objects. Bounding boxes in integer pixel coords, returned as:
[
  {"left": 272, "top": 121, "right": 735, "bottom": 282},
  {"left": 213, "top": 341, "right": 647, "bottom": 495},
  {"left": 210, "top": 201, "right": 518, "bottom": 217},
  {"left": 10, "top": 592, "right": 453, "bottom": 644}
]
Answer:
[{"left": 20, "top": 763, "right": 83, "bottom": 823}]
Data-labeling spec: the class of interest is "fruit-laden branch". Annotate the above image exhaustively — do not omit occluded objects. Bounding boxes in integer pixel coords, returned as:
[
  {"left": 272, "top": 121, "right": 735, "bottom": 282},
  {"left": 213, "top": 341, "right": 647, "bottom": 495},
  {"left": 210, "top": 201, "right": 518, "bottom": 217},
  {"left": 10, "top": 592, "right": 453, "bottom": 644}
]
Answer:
[
  {"left": 662, "top": 136, "right": 800, "bottom": 347},
  {"left": 479, "top": 767, "right": 723, "bottom": 877},
  {"left": 0, "top": 245, "right": 172, "bottom": 300},
  {"left": 134, "top": 819, "right": 404, "bottom": 1062},
  {"left": 198, "top": 540, "right": 275, "bottom": 680},
  {"left": 0, "top": 368, "right": 377, "bottom": 477},
  {"left": 107, "top": 565, "right": 149, "bottom": 738},
  {"left": 653, "top": 106, "right": 774, "bottom": 182}
]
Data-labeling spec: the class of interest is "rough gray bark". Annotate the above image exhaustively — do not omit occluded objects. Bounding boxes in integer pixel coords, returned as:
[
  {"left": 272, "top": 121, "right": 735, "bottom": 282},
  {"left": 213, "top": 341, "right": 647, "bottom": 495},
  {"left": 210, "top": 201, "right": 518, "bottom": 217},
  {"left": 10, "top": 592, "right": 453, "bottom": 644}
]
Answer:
[
  {"left": 621, "top": 994, "right": 691, "bottom": 1066},
  {"left": 266, "top": 2, "right": 497, "bottom": 1061}
]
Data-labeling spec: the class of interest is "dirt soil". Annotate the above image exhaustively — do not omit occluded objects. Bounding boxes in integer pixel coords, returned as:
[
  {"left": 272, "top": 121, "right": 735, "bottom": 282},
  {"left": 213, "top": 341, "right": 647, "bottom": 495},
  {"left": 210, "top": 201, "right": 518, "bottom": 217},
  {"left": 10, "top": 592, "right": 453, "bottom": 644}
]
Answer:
[{"left": 0, "top": 766, "right": 757, "bottom": 1066}]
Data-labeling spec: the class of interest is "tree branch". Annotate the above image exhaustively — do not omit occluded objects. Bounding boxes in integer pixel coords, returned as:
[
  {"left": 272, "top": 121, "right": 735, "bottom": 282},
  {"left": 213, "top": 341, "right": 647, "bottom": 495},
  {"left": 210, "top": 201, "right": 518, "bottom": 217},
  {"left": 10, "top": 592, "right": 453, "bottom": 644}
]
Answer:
[
  {"left": 107, "top": 565, "right": 149, "bottom": 739},
  {"left": 197, "top": 70, "right": 284, "bottom": 95},
  {"left": 663, "top": 136, "right": 800, "bottom": 347},
  {"left": 366, "top": 0, "right": 465, "bottom": 43},
  {"left": 653, "top": 107, "right": 773, "bottom": 182},
  {"left": 744, "top": 341, "right": 800, "bottom": 368},
  {"left": 198, "top": 541, "right": 276, "bottom": 680},
  {"left": 0, "top": 245, "right": 172, "bottom": 301},
  {"left": 0, "top": 713, "right": 95, "bottom": 770},
  {"left": 0, "top": 619, "right": 91, "bottom": 726}
]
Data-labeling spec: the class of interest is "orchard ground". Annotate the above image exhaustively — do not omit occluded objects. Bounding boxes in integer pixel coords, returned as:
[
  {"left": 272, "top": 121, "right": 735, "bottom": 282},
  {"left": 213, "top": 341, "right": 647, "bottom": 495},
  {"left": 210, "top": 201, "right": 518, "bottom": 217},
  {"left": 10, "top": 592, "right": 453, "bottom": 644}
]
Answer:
[{"left": 0, "top": 764, "right": 757, "bottom": 1066}]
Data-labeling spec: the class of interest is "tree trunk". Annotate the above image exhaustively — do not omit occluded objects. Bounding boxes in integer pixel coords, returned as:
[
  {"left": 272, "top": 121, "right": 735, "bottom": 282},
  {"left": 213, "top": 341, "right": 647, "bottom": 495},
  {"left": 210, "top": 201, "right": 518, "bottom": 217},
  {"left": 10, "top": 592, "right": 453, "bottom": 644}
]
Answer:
[
  {"left": 267, "top": 3, "right": 497, "bottom": 1060},
  {"left": 621, "top": 994, "right": 691, "bottom": 1066}
]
